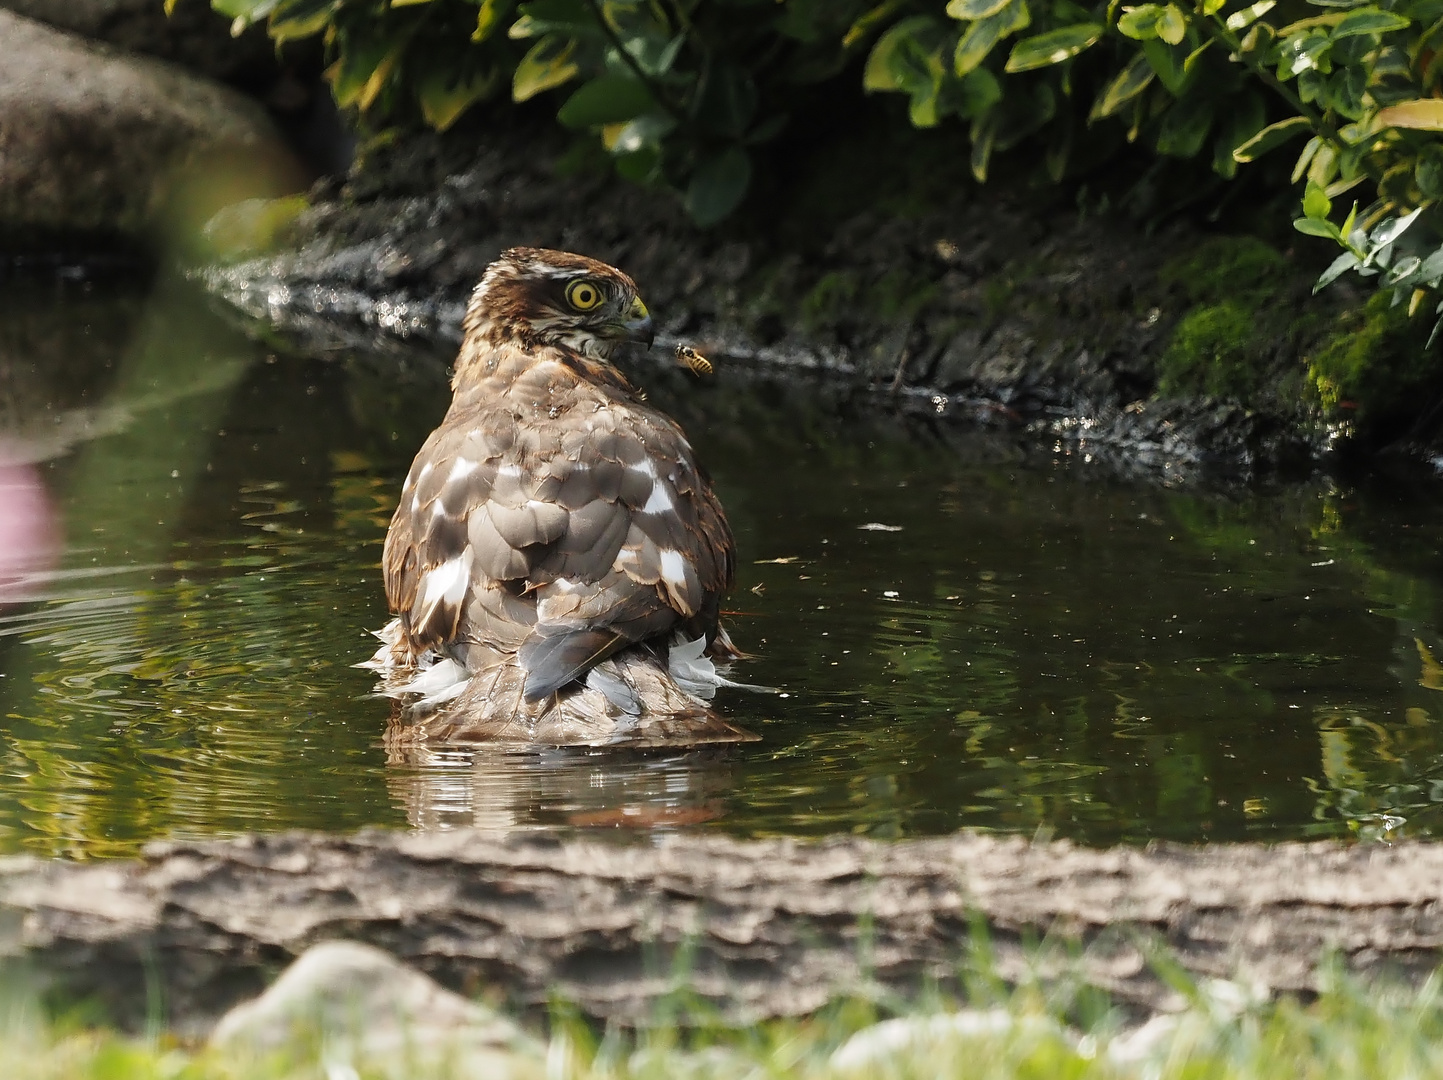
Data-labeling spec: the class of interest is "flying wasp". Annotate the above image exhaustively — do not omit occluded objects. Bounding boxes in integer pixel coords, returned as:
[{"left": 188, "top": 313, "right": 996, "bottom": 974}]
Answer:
[{"left": 675, "top": 344, "right": 713, "bottom": 376}]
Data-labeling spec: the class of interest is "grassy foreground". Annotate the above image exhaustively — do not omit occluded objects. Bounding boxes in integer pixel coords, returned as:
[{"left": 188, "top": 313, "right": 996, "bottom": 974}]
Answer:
[{"left": 5, "top": 962, "right": 1443, "bottom": 1080}]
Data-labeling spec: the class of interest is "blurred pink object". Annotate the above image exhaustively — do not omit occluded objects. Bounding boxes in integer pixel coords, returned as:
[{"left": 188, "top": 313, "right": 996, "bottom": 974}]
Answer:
[{"left": 0, "top": 454, "right": 58, "bottom": 604}]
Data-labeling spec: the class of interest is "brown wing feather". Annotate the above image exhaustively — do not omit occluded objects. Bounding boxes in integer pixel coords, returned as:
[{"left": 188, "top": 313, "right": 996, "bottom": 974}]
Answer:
[{"left": 382, "top": 341, "right": 733, "bottom": 697}]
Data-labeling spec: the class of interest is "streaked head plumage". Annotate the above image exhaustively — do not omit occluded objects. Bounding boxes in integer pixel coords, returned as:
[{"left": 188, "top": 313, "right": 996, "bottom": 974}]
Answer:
[{"left": 462, "top": 247, "right": 654, "bottom": 362}]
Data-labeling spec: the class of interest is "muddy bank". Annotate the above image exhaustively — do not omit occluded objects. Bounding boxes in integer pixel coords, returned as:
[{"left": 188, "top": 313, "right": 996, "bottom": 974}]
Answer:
[
  {"left": 4, "top": 829, "right": 1442, "bottom": 1031},
  {"left": 198, "top": 113, "right": 1439, "bottom": 480}
]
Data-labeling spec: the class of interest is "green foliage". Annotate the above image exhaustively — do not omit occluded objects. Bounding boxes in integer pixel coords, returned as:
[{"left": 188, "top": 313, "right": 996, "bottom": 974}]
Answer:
[{"left": 179, "top": 0, "right": 1443, "bottom": 363}]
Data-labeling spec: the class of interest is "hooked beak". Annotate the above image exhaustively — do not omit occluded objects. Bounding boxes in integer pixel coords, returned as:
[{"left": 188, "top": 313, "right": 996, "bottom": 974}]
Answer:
[{"left": 618, "top": 296, "right": 654, "bottom": 347}]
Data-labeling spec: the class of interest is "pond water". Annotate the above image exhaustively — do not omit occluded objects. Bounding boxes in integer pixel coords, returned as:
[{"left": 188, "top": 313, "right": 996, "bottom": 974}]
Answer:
[{"left": 1, "top": 271, "right": 1442, "bottom": 857}]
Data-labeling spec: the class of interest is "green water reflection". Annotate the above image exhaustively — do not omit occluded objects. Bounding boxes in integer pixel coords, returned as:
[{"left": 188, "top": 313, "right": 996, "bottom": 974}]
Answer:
[{"left": 0, "top": 275, "right": 1441, "bottom": 855}]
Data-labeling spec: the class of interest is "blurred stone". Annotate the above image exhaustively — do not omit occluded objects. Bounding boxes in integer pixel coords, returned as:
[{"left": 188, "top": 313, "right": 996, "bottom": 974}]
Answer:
[
  {"left": 208, "top": 941, "right": 543, "bottom": 1079},
  {"left": 0, "top": 0, "right": 275, "bottom": 83},
  {"left": 0, "top": 455, "right": 57, "bottom": 606},
  {"left": 0, "top": 11, "right": 301, "bottom": 245}
]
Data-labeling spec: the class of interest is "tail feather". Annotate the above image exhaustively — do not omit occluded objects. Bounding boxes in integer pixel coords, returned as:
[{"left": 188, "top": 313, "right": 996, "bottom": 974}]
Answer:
[{"left": 372, "top": 627, "right": 758, "bottom": 748}]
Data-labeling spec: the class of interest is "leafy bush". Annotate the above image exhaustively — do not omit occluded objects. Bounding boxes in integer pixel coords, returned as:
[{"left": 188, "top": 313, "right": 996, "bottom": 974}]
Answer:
[{"left": 176, "top": 0, "right": 1443, "bottom": 338}]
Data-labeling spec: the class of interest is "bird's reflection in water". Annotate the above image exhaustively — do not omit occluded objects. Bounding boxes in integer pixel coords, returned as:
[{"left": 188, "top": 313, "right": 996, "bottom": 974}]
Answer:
[{"left": 384, "top": 734, "right": 738, "bottom": 832}]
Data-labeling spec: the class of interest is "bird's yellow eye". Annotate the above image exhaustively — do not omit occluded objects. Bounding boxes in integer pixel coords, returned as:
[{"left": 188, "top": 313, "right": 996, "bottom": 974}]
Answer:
[{"left": 565, "top": 280, "right": 604, "bottom": 311}]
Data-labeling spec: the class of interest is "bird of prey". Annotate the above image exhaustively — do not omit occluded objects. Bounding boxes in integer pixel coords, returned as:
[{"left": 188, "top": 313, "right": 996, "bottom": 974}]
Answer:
[{"left": 365, "top": 247, "right": 758, "bottom": 747}]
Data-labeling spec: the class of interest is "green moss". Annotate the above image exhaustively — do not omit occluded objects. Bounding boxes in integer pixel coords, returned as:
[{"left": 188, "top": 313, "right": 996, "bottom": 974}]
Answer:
[
  {"left": 1307, "top": 291, "right": 1438, "bottom": 419},
  {"left": 1159, "top": 235, "right": 1290, "bottom": 306},
  {"left": 870, "top": 267, "right": 939, "bottom": 322},
  {"left": 799, "top": 270, "right": 860, "bottom": 330},
  {"left": 1157, "top": 301, "right": 1262, "bottom": 400}
]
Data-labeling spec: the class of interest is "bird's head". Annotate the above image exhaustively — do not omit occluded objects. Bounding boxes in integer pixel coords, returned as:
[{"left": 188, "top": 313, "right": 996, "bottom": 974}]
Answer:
[{"left": 461, "top": 247, "right": 655, "bottom": 362}]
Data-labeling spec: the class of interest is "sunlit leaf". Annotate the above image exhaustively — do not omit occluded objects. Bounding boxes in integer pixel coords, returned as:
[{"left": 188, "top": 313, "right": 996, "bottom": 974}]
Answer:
[
  {"left": 1379, "top": 99, "right": 1443, "bottom": 130},
  {"left": 971, "top": 110, "right": 998, "bottom": 180},
  {"left": 267, "top": 0, "right": 336, "bottom": 42},
  {"left": 1292, "top": 136, "right": 1322, "bottom": 184},
  {"left": 472, "top": 0, "right": 513, "bottom": 43},
  {"left": 684, "top": 146, "right": 752, "bottom": 226},
  {"left": 1157, "top": 4, "right": 1186, "bottom": 45},
  {"left": 512, "top": 35, "right": 580, "bottom": 101},
  {"left": 864, "top": 16, "right": 942, "bottom": 91},
  {"left": 417, "top": 68, "right": 498, "bottom": 131},
  {"left": 1117, "top": 3, "right": 1164, "bottom": 39},
  {"left": 947, "top": 0, "right": 1012, "bottom": 19},
  {"left": 1005, "top": 23, "right": 1102, "bottom": 71},
  {"left": 1231, "top": 115, "right": 1311, "bottom": 162},
  {"left": 557, "top": 75, "right": 654, "bottom": 128},
  {"left": 843, "top": 0, "right": 910, "bottom": 49},
  {"left": 1370, "top": 207, "right": 1422, "bottom": 249},
  {"left": 509, "top": 0, "right": 596, "bottom": 40},
  {"left": 1200, "top": 0, "right": 1225, "bottom": 13},
  {"left": 955, "top": 2, "right": 1030, "bottom": 74},
  {"left": 1294, "top": 216, "right": 1343, "bottom": 239},
  {"left": 1225, "top": 0, "right": 1276, "bottom": 31},
  {"left": 1303, "top": 180, "right": 1333, "bottom": 219},
  {"left": 1331, "top": 7, "right": 1410, "bottom": 38}
]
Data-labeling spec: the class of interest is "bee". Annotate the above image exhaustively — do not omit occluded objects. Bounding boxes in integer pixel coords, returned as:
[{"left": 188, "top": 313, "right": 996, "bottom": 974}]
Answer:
[{"left": 675, "top": 344, "right": 713, "bottom": 376}]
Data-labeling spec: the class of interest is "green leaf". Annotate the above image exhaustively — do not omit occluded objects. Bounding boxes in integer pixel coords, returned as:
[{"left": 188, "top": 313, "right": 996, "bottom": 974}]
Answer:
[
  {"left": 1155, "top": 94, "right": 1213, "bottom": 156},
  {"left": 509, "top": 0, "right": 596, "bottom": 40},
  {"left": 267, "top": 0, "right": 336, "bottom": 42},
  {"left": 1231, "top": 115, "right": 1311, "bottom": 162},
  {"left": 602, "top": 111, "right": 676, "bottom": 153},
  {"left": 472, "top": 0, "right": 513, "bottom": 43},
  {"left": 557, "top": 75, "right": 654, "bottom": 128},
  {"left": 1005, "top": 22, "right": 1102, "bottom": 71},
  {"left": 1157, "top": 4, "right": 1186, "bottom": 45},
  {"left": 212, "top": 0, "right": 277, "bottom": 19},
  {"left": 512, "top": 35, "right": 580, "bottom": 101},
  {"left": 1293, "top": 216, "right": 1343, "bottom": 240},
  {"left": 864, "top": 15, "right": 941, "bottom": 91},
  {"left": 1314, "top": 251, "right": 1360, "bottom": 291},
  {"left": 1225, "top": 0, "right": 1276, "bottom": 30},
  {"left": 1211, "top": 91, "right": 1264, "bottom": 178},
  {"left": 1200, "top": 0, "right": 1225, "bottom": 13},
  {"left": 1117, "top": 3, "right": 1165, "bottom": 39},
  {"left": 1090, "top": 52, "right": 1153, "bottom": 120},
  {"left": 955, "top": 2, "right": 1029, "bottom": 74},
  {"left": 417, "top": 68, "right": 498, "bottom": 131},
  {"left": 1291, "top": 136, "right": 1322, "bottom": 184},
  {"left": 1378, "top": 99, "right": 1443, "bottom": 130},
  {"left": 1331, "top": 6, "right": 1410, "bottom": 38},
  {"left": 946, "top": 0, "right": 1012, "bottom": 18},
  {"left": 1303, "top": 180, "right": 1332, "bottom": 219},
  {"left": 971, "top": 110, "right": 998, "bottom": 181},
  {"left": 684, "top": 147, "right": 752, "bottom": 227}
]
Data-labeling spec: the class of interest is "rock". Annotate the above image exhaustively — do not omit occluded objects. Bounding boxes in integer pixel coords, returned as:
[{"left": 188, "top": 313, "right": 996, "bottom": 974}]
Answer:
[
  {"left": 0, "top": 11, "right": 300, "bottom": 245},
  {"left": 0, "top": 0, "right": 275, "bottom": 83},
  {"left": 208, "top": 941, "right": 543, "bottom": 1079}
]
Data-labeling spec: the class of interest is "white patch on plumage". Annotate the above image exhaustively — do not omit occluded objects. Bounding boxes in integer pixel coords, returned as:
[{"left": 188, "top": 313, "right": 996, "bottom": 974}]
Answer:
[
  {"left": 411, "top": 495, "right": 420, "bottom": 514},
  {"left": 668, "top": 634, "right": 779, "bottom": 700},
  {"left": 446, "top": 457, "right": 476, "bottom": 483},
  {"left": 387, "top": 656, "right": 469, "bottom": 707},
  {"left": 643, "top": 482, "right": 674, "bottom": 514},
  {"left": 417, "top": 461, "right": 434, "bottom": 483},
  {"left": 659, "top": 549, "right": 688, "bottom": 591},
  {"left": 497, "top": 463, "right": 523, "bottom": 478},
  {"left": 415, "top": 552, "right": 470, "bottom": 627}
]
